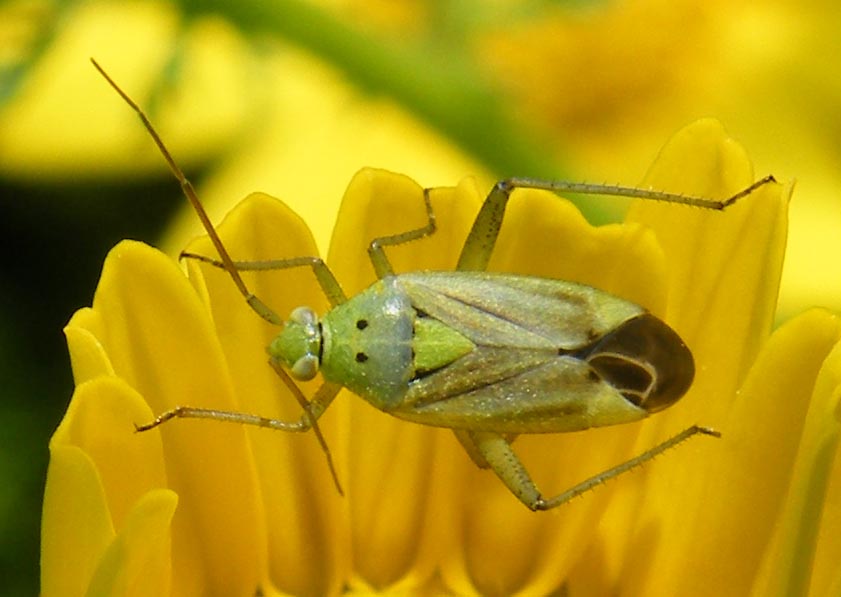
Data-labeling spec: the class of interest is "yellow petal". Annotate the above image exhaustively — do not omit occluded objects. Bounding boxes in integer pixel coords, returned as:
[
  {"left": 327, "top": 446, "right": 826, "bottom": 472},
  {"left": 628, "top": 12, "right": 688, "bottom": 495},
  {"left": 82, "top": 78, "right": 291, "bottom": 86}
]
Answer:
[
  {"left": 43, "top": 374, "right": 169, "bottom": 596},
  {"left": 489, "top": 186, "right": 667, "bottom": 314},
  {"left": 629, "top": 118, "right": 789, "bottom": 399},
  {"left": 50, "top": 377, "right": 166, "bottom": 529},
  {"left": 631, "top": 117, "right": 789, "bottom": 494},
  {"left": 91, "top": 240, "right": 266, "bottom": 595},
  {"left": 85, "top": 489, "right": 178, "bottom": 597},
  {"left": 187, "top": 193, "right": 349, "bottom": 595},
  {"left": 41, "top": 445, "right": 114, "bottom": 597},
  {"left": 668, "top": 309, "right": 840, "bottom": 595},
  {"left": 752, "top": 310, "right": 841, "bottom": 596},
  {"left": 328, "top": 168, "right": 479, "bottom": 292},
  {"left": 575, "top": 118, "right": 790, "bottom": 594},
  {"left": 810, "top": 419, "right": 841, "bottom": 596},
  {"left": 64, "top": 308, "right": 115, "bottom": 384}
]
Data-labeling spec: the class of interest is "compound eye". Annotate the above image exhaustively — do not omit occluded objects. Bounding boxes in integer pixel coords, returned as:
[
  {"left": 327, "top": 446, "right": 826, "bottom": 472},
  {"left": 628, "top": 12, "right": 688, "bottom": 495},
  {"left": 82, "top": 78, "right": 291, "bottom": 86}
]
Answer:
[
  {"left": 289, "top": 306, "right": 318, "bottom": 326},
  {"left": 291, "top": 355, "right": 319, "bottom": 380}
]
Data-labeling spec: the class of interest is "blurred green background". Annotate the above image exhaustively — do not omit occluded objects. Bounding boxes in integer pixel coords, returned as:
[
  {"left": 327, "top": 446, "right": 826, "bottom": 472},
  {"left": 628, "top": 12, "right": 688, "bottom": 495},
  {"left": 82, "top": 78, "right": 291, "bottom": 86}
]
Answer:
[{"left": 3, "top": 0, "right": 841, "bottom": 593}]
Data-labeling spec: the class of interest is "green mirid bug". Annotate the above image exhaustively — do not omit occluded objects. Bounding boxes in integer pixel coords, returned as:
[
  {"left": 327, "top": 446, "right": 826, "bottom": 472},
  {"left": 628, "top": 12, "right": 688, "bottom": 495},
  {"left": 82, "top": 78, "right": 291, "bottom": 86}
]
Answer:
[{"left": 92, "top": 59, "right": 776, "bottom": 511}]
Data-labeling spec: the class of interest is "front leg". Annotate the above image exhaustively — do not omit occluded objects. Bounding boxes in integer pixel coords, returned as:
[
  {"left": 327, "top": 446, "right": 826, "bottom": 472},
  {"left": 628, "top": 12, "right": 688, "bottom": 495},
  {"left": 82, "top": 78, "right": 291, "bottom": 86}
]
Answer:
[{"left": 136, "top": 380, "right": 345, "bottom": 495}]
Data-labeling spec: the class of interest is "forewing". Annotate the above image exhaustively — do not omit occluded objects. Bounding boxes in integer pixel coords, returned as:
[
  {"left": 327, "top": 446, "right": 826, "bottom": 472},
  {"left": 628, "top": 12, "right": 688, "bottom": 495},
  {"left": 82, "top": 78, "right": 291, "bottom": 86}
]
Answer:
[
  {"left": 392, "top": 272, "right": 649, "bottom": 433},
  {"left": 399, "top": 271, "right": 643, "bottom": 350},
  {"left": 400, "top": 350, "right": 642, "bottom": 433},
  {"left": 406, "top": 345, "right": 557, "bottom": 407}
]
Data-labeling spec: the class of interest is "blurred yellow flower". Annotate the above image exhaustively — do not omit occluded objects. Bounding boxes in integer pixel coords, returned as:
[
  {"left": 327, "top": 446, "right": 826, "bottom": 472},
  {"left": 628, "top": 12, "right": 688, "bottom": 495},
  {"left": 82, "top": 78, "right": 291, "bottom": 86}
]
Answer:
[
  {"left": 475, "top": 0, "right": 841, "bottom": 324},
  {"left": 44, "top": 119, "right": 841, "bottom": 596},
  {"left": 0, "top": 1, "right": 254, "bottom": 179}
]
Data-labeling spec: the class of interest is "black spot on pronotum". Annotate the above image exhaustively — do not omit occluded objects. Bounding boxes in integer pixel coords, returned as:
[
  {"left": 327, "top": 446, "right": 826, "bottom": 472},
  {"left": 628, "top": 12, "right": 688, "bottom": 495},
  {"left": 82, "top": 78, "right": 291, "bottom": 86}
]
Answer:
[
  {"left": 356, "top": 319, "right": 369, "bottom": 330},
  {"left": 356, "top": 352, "right": 369, "bottom": 363}
]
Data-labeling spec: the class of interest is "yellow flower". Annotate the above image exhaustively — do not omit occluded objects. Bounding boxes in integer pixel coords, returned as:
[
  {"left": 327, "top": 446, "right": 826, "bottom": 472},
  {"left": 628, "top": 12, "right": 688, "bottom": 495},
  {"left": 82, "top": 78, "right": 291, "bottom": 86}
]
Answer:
[
  {"left": 475, "top": 0, "right": 841, "bottom": 325},
  {"left": 44, "top": 119, "right": 839, "bottom": 595}
]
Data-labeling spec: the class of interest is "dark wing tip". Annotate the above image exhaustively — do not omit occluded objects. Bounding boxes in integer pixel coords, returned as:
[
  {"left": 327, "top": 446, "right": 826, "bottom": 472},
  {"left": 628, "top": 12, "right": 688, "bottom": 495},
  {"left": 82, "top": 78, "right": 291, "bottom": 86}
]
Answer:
[{"left": 585, "top": 313, "right": 694, "bottom": 413}]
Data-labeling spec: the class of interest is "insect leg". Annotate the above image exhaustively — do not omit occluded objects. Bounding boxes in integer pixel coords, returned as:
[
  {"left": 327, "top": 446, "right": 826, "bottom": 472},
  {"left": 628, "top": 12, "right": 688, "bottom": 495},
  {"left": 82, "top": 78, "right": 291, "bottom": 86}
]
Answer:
[
  {"left": 465, "top": 431, "right": 542, "bottom": 508},
  {"left": 367, "top": 188, "right": 436, "bottom": 277},
  {"left": 456, "top": 175, "right": 778, "bottom": 272},
  {"left": 134, "top": 406, "right": 313, "bottom": 433},
  {"left": 136, "top": 380, "right": 345, "bottom": 494},
  {"left": 501, "top": 177, "right": 778, "bottom": 210},
  {"left": 453, "top": 429, "right": 490, "bottom": 469},
  {"left": 535, "top": 425, "right": 720, "bottom": 510},
  {"left": 466, "top": 426, "right": 720, "bottom": 511},
  {"left": 268, "top": 365, "right": 345, "bottom": 495},
  {"left": 180, "top": 251, "right": 347, "bottom": 307},
  {"left": 456, "top": 181, "right": 510, "bottom": 272}
]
